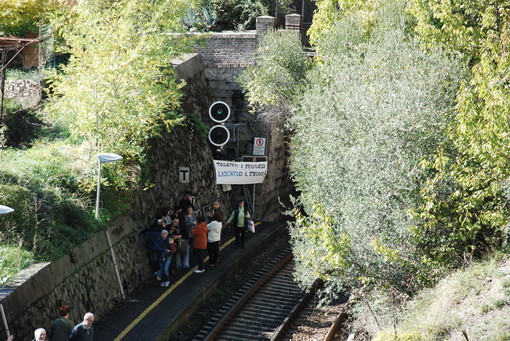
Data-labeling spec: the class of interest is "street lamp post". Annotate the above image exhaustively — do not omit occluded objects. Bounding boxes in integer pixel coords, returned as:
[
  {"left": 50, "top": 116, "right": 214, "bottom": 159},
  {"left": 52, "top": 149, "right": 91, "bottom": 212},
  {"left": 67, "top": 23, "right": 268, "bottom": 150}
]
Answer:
[
  {"left": 96, "top": 153, "right": 125, "bottom": 300},
  {"left": 96, "top": 153, "right": 123, "bottom": 220},
  {"left": 0, "top": 205, "right": 14, "bottom": 340}
]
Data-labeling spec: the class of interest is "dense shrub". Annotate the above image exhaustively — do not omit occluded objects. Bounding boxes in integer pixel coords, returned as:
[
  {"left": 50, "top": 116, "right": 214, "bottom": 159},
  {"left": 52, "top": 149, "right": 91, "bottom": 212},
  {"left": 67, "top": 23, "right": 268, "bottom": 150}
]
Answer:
[
  {"left": 409, "top": 0, "right": 510, "bottom": 268},
  {"left": 45, "top": 0, "right": 200, "bottom": 190},
  {"left": 238, "top": 29, "right": 308, "bottom": 123},
  {"left": 0, "top": 0, "right": 61, "bottom": 37},
  {"left": 287, "top": 1, "right": 465, "bottom": 298},
  {"left": 3, "top": 109, "right": 46, "bottom": 148}
]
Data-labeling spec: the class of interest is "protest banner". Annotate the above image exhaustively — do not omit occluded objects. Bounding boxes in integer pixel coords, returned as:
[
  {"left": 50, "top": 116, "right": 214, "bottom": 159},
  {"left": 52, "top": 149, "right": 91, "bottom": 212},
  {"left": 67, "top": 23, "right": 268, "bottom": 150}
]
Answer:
[{"left": 213, "top": 160, "right": 268, "bottom": 184}]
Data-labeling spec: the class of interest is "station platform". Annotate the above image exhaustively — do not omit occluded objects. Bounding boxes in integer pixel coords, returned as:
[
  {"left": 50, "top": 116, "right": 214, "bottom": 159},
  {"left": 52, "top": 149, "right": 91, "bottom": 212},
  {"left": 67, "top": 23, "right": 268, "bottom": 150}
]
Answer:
[{"left": 94, "top": 221, "right": 286, "bottom": 341}]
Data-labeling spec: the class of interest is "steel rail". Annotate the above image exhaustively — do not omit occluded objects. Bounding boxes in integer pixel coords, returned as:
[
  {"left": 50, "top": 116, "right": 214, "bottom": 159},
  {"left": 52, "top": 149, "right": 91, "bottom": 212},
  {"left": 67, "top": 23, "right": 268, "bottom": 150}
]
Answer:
[
  {"left": 324, "top": 302, "right": 350, "bottom": 341},
  {"left": 204, "top": 252, "right": 295, "bottom": 340},
  {"left": 270, "top": 284, "right": 317, "bottom": 341}
]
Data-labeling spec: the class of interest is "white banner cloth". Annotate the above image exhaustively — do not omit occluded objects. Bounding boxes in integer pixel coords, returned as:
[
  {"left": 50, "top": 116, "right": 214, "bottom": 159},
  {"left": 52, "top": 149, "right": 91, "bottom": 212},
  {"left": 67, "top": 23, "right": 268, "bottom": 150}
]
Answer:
[{"left": 213, "top": 160, "right": 268, "bottom": 184}]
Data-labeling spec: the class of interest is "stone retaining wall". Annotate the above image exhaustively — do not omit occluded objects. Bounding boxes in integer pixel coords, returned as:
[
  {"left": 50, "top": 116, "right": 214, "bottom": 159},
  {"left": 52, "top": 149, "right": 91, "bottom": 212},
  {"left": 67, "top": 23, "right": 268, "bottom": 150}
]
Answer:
[
  {"left": 196, "top": 16, "right": 276, "bottom": 69},
  {"left": 197, "top": 32, "right": 257, "bottom": 68},
  {"left": 4, "top": 79, "right": 40, "bottom": 99},
  {"left": 198, "top": 15, "right": 295, "bottom": 219},
  {"left": 0, "top": 216, "right": 148, "bottom": 340}
]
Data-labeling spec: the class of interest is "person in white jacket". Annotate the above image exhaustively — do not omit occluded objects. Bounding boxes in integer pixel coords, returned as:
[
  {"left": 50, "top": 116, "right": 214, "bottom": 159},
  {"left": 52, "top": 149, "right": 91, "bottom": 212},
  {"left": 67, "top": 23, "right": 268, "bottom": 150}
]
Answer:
[{"left": 207, "top": 212, "right": 223, "bottom": 266}]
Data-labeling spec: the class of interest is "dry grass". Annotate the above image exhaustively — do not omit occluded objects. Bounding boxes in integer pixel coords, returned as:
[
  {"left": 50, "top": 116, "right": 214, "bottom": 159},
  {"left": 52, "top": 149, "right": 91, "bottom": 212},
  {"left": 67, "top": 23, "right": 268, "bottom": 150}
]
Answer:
[{"left": 373, "top": 255, "right": 510, "bottom": 340}]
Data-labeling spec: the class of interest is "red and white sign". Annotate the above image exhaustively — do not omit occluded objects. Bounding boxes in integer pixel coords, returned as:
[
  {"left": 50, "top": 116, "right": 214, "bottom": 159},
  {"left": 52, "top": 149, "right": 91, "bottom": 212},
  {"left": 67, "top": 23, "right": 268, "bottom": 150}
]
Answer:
[{"left": 253, "top": 137, "right": 266, "bottom": 156}]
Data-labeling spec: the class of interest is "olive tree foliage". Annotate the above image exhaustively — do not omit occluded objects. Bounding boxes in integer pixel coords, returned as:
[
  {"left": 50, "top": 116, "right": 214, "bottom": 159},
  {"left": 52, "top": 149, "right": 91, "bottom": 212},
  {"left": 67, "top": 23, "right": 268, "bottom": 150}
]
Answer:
[
  {"left": 307, "top": 0, "right": 378, "bottom": 51},
  {"left": 238, "top": 29, "right": 308, "bottom": 123},
  {"left": 409, "top": 0, "right": 510, "bottom": 267},
  {"left": 44, "top": 0, "right": 198, "bottom": 187},
  {"left": 288, "top": 1, "right": 465, "bottom": 298}
]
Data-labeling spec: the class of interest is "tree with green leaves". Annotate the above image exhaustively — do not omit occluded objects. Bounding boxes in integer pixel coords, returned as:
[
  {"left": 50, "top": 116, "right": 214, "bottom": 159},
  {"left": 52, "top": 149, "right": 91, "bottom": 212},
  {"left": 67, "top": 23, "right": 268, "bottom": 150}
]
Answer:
[
  {"left": 45, "top": 0, "right": 199, "bottom": 186},
  {"left": 409, "top": 0, "right": 510, "bottom": 267},
  {"left": 243, "top": 0, "right": 465, "bottom": 301},
  {"left": 306, "top": 0, "right": 378, "bottom": 50},
  {"left": 0, "top": 0, "right": 61, "bottom": 37},
  {"left": 238, "top": 29, "right": 308, "bottom": 123},
  {"left": 287, "top": 0, "right": 464, "bottom": 298}
]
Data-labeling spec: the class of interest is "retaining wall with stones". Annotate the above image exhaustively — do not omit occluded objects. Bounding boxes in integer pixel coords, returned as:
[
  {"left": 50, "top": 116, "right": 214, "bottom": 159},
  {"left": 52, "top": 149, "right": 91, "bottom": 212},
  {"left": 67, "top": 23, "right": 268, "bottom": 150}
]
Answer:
[
  {"left": 198, "top": 15, "right": 295, "bottom": 220},
  {"left": 197, "top": 32, "right": 257, "bottom": 68},
  {"left": 4, "top": 79, "right": 40, "bottom": 99}
]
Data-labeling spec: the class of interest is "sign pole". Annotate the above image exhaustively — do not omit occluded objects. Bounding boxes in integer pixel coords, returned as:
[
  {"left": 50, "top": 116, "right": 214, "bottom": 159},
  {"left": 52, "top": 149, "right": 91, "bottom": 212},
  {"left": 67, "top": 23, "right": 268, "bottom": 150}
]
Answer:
[{"left": 253, "top": 183, "right": 256, "bottom": 218}]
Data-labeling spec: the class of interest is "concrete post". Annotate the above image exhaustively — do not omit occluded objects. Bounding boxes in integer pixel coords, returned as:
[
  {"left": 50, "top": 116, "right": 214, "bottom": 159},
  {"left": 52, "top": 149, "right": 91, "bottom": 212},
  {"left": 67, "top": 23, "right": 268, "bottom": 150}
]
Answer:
[
  {"left": 285, "top": 13, "right": 302, "bottom": 43},
  {"left": 285, "top": 13, "right": 302, "bottom": 31},
  {"left": 256, "top": 16, "right": 277, "bottom": 41}
]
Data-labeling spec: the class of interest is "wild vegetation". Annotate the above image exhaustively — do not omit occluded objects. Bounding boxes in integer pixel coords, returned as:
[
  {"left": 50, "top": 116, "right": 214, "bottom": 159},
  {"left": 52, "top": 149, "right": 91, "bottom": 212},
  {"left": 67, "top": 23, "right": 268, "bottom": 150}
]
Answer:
[
  {"left": 239, "top": 29, "right": 309, "bottom": 123},
  {"left": 179, "top": 0, "right": 296, "bottom": 32},
  {"left": 374, "top": 255, "right": 510, "bottom": 340},
  {"left": 410, "top": 0, "right": 510, "bottom": 269},
  {"left": 240, "top": 0, "right": 510, "bottom": 337},
  {"left": 290, "top": 0, "right": 464, "bottom": 299},
  {"left": 0, "top": 0, "right": 199, "bottom": 284},
  {"left": 45, "top": 0, "right": 200, "bottom": 183},
  {"left": 0, "top": 0, "right": 60, "bottom": 37},
  {"left": 3, "top": 0, "right": 510, "bottom": 337}
]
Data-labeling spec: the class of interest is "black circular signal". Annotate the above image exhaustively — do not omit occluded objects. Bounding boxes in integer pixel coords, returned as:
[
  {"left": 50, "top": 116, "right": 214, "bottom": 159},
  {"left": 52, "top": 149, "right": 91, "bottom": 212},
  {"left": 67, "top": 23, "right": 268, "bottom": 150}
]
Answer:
[
  {"left": 208, "top": 125, "right": 230, "bottom": 146},
  {"left": 209, "top": 101, "right": 230, "bottom": 123}
]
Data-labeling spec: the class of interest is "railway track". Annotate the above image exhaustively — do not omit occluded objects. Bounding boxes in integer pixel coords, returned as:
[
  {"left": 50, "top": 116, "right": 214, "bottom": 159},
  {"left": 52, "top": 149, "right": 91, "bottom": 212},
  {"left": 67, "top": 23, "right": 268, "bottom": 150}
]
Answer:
[
  {"left": 272, "top": 282, "right": 349, "bottom": 341},
  {"left": 193, "top": 250, "right": 303, "bottom": 341},
  {"left": 192, "top": 249, "right": 348, "bottom": 341}
]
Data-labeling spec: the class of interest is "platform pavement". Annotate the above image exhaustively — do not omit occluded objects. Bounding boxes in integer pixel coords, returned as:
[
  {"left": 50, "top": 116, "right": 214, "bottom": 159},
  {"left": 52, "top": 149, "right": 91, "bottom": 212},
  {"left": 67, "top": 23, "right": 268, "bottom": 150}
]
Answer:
[{"left": 93, "top": 221, "right": 286, "bottom": 341}]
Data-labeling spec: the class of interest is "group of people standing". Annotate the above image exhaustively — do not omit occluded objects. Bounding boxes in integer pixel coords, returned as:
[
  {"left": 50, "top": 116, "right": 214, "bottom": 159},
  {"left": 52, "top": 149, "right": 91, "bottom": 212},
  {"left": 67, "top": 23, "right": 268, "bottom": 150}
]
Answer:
[
  {"left": 146, "top": 192, "right": 252, "bottom": 287},
  {"left": 28, "top": 306, "right": 94, "bottom": 341},
  {"left": 146, "top": 192, "right": 224, "bottom": 287}
]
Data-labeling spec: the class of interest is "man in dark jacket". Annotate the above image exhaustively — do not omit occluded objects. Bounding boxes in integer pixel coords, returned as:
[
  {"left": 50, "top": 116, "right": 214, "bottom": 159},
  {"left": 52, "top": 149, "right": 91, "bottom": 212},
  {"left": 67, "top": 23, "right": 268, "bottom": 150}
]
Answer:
[
  {"left": 48, "top": 305, "right": 74, "bottom": 341},
  {"left": 69, "top": 313, "right": 94, "bottom": 341}
]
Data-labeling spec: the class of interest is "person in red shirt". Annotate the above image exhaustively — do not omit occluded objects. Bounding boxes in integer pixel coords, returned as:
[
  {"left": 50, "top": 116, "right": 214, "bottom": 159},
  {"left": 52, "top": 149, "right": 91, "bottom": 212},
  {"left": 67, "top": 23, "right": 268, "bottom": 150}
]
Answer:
[{"left": 191, "top": 217, "right": 208, "bottom": 273}]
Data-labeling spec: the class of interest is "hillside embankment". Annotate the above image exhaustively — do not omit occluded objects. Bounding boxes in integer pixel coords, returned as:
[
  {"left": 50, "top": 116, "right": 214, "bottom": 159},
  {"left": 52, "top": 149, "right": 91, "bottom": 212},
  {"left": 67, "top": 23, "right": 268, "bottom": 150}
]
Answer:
[{"left": 371, "top": 254, "right": 510, "bottom": 340}]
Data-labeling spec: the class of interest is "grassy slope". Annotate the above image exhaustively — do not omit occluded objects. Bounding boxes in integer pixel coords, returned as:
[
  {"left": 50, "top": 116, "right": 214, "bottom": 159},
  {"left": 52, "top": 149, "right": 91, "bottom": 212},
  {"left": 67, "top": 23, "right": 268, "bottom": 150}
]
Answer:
[
  {"left": 375, "top": 255, "right": 510, "bottom": 340},
  {"left": 0, "top": 246, "right": 35, "bottom": 284}
]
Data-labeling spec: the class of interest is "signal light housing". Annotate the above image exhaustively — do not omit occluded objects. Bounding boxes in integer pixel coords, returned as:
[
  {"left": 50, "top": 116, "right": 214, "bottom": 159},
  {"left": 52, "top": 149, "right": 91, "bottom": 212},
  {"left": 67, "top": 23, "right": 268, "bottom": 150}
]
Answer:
[
  {"left": 209, "top": 101, "right": 230, "bottom": 123},
  {"left": 208, "top": 125, "right": 230, "bottom": 146}
]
